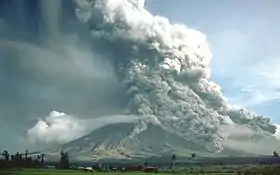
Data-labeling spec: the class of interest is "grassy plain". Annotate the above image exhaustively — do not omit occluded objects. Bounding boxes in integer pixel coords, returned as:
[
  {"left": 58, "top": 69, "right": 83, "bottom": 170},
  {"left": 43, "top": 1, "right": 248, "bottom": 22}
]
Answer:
[
  {"left": 1, "top": 169, "right": 163, "bottom": 175},
  {"left": 2, "top": 165, "right": 280, "bottom": 175}
]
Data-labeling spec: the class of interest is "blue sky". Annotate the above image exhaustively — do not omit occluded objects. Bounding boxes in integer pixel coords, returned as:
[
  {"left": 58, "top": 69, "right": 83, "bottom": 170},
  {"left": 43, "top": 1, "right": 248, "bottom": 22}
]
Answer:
[{"left": 146, "top": 0, "right": 280, "bottom": 122}]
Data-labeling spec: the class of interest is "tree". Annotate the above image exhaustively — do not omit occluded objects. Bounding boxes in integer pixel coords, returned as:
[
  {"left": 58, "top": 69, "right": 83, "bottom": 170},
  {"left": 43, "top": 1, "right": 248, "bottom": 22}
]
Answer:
[
  {"left": 59, "top": 151, "right": 69, "bottom": 169},
  {"left": 25, "top": 149, "right": 28, "bottom": 160},
  {"left": 2, "top": 150, "right": 9, "bottom": 161},
  {"left": 144, "top": 161, "right": 148, "bottom": 167},
  {"left": 41, "top": 154, "right": 46, "bottom": 164},
  {"left": 15, "top": 152, "right": 21, "bottom": 162},
  {"left": 273, "top": 151, "right": 279, "bottom": 157},
  {"left": 190, "top": 153, "right": 196, "bottom": 159},
  {"left": 171, "top": 154, "right": 176, "bottom": 169}
]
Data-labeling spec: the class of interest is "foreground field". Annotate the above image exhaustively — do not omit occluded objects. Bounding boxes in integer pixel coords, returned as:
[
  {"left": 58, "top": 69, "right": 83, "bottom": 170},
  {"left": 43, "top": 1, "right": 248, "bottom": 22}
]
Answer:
[
  {"left": 2, "top": 169, "right": 163, "bottom": 175},
  {"left": 2, "top": 166, "right": 280, "bottom": 175}
]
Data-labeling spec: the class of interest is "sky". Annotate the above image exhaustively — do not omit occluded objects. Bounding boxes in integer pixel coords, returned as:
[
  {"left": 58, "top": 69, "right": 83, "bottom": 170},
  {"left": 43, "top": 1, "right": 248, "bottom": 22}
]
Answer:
[
  {"left": 0, "top": 0, "right": 280, "bottom": 151},
  {"left": 146, "top": 0, "right": 280, "bottom": 123}
]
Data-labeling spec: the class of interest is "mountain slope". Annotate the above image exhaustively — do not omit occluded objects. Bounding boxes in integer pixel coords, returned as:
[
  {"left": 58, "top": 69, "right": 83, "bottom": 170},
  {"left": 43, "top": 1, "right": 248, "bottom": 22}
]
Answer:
[
  {"left": 53, "top": 121, "right": 280, "bottom": 161},
  {"left": 60, "top": 122, "right": 211, "bottom": 160}
]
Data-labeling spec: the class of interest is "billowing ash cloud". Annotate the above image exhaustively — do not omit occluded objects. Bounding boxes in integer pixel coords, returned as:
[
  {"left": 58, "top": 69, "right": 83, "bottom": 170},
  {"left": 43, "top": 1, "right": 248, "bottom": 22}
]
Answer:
[
  {"left": 274, "top": 124, "right": 280, "bottom": 140},
  {"left": 27, "top": 111, "right": 89, "bottom": 145},
  {"left": 73, "top": 0, "right": 276, "bottom": 152},
  {"left": 220, "top": 124, "right": 280, "bottom": 155},
  {"left": 27, "top": 110, "right": 154, "bottom": 146}
]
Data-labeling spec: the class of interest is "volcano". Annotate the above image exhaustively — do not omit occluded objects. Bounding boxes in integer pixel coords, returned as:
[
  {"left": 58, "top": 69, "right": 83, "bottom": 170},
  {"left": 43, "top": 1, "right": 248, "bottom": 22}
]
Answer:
[
  {"left": 50, "top": 121, "right": 279, "bottom": 161},
  {"left": 60, "top": 122, "right": 206, "bottom": 160},
  {"left": 33, "top": 0, "right": 279, "bottom": 159},
  {"left": 45, "top": 0, "right": 280, "bottom": 160}
]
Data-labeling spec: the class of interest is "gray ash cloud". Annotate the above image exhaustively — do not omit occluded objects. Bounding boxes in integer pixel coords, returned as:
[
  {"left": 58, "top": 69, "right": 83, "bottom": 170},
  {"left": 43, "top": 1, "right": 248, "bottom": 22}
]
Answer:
[{"left": 72, "top": 0, "right": 276, "bottom": 152}]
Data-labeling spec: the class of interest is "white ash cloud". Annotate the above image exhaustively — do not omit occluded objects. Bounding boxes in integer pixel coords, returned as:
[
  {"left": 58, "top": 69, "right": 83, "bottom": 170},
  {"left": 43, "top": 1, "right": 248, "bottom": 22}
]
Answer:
[
  {"left": 27, "top": 110, "right": 154, "bottom": 146},
  {"left": 274, "top": 124, "right": 280, "bottom": 140},
  {"left": 74, "top": 0, "right": 276, "bottom": 152},
  {"left": 220, "top": 124, "right": 280, "bottom": 155},
  {"left": 27, "top": 111, "right": 89, "bottom": 145}
]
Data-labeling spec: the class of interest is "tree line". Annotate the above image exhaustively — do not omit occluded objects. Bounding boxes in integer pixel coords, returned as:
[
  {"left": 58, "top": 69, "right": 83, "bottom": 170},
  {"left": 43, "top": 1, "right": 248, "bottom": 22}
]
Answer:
[{"left": 0, "top": 149, "right": 69, "bottom": 170}]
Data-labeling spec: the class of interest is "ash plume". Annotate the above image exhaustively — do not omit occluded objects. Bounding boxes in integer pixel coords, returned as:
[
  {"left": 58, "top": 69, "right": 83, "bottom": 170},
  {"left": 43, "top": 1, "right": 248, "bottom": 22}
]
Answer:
[
  {"left": 26, "top": 111, "right": 143, "bottom": 148},
  {"left": 73, "top": 0, "right": 276, "bottom": 152}
]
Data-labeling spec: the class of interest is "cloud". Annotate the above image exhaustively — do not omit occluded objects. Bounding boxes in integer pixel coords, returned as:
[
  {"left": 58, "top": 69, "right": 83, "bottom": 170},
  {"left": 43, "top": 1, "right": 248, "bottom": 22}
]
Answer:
[
  {"left": 27, "top": 111, "right": 90, "bottom": 145},
  {"left": 221, "top": 123, "right": 280, "bottom": 155},
  {"left": 273, "top": 124, "right": 280, "bottom": 140},
  {"left": 72, "top": 0, "right": 278, "bottom": 153},
  {"left": 26, "top": 111, "right": 149, "bottom": 147},
  {"left": 2, "top": 0, "right": 279, "bottom": 152}
]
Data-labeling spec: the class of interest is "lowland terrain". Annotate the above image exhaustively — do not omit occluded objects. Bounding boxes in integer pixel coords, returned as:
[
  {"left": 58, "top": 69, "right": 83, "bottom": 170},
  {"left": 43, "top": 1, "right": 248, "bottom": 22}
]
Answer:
[
  {"left": 3, "top": 165, "right": 280, "bottom": 175},
  {"left": 1, "top": 169, "right": 159, "bottom": 175}
]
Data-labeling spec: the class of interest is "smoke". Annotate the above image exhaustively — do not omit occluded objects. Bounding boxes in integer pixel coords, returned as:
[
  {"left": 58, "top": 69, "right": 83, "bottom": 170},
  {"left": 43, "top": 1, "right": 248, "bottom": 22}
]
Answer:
[
  {"left": 274, "top": 124, "right": 280, "bottom": 140},
  {"left": 73, "top": 0, "right": 276, "bottom": 152},
  {"left": 220, "top": 124, "right": 280, "bottom": 155},
  {"left": 27, "top": 110, "right": 157, "bottom": 147},
  {"left": 27, "top": 111, "right": 88, "bottom": 145}
]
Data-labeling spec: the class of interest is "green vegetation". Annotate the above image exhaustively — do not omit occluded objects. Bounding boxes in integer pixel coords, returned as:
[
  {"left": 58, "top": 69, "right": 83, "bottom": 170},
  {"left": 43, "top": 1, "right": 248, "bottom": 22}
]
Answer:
[
  {"left": 3, "top": 165, "right": 280, "bottom": 175},
  {"left": 2, "top": 149, "right": 280, "bottom": 175},
  {"left": 1, "top": 169, "right": 162, "bottom": 175}
]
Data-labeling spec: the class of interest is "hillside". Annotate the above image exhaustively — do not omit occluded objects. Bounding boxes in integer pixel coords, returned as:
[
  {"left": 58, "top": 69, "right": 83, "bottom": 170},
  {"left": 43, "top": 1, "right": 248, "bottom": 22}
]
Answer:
[{"left": 43, "top": 121, "right": 280, "bottom": 161}]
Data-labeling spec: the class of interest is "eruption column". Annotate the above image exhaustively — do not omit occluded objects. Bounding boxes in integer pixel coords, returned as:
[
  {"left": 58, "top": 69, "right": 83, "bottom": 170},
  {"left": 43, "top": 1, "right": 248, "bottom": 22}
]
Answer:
[{"left": 73, "top": 0, "right": 276, "bottom": 152}]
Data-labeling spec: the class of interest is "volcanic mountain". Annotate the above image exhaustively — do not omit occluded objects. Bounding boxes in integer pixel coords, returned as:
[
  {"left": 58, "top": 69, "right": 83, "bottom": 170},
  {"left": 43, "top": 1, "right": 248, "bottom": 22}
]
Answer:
[
  {"left": 59, "top": 122, "right": 207, "bottom": 160},
  {"left": 48, "top": 121, "right": 279, "bottom": 161},
  {"left": 43, "top": 0, "right": 280, "bottom": 160}
]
